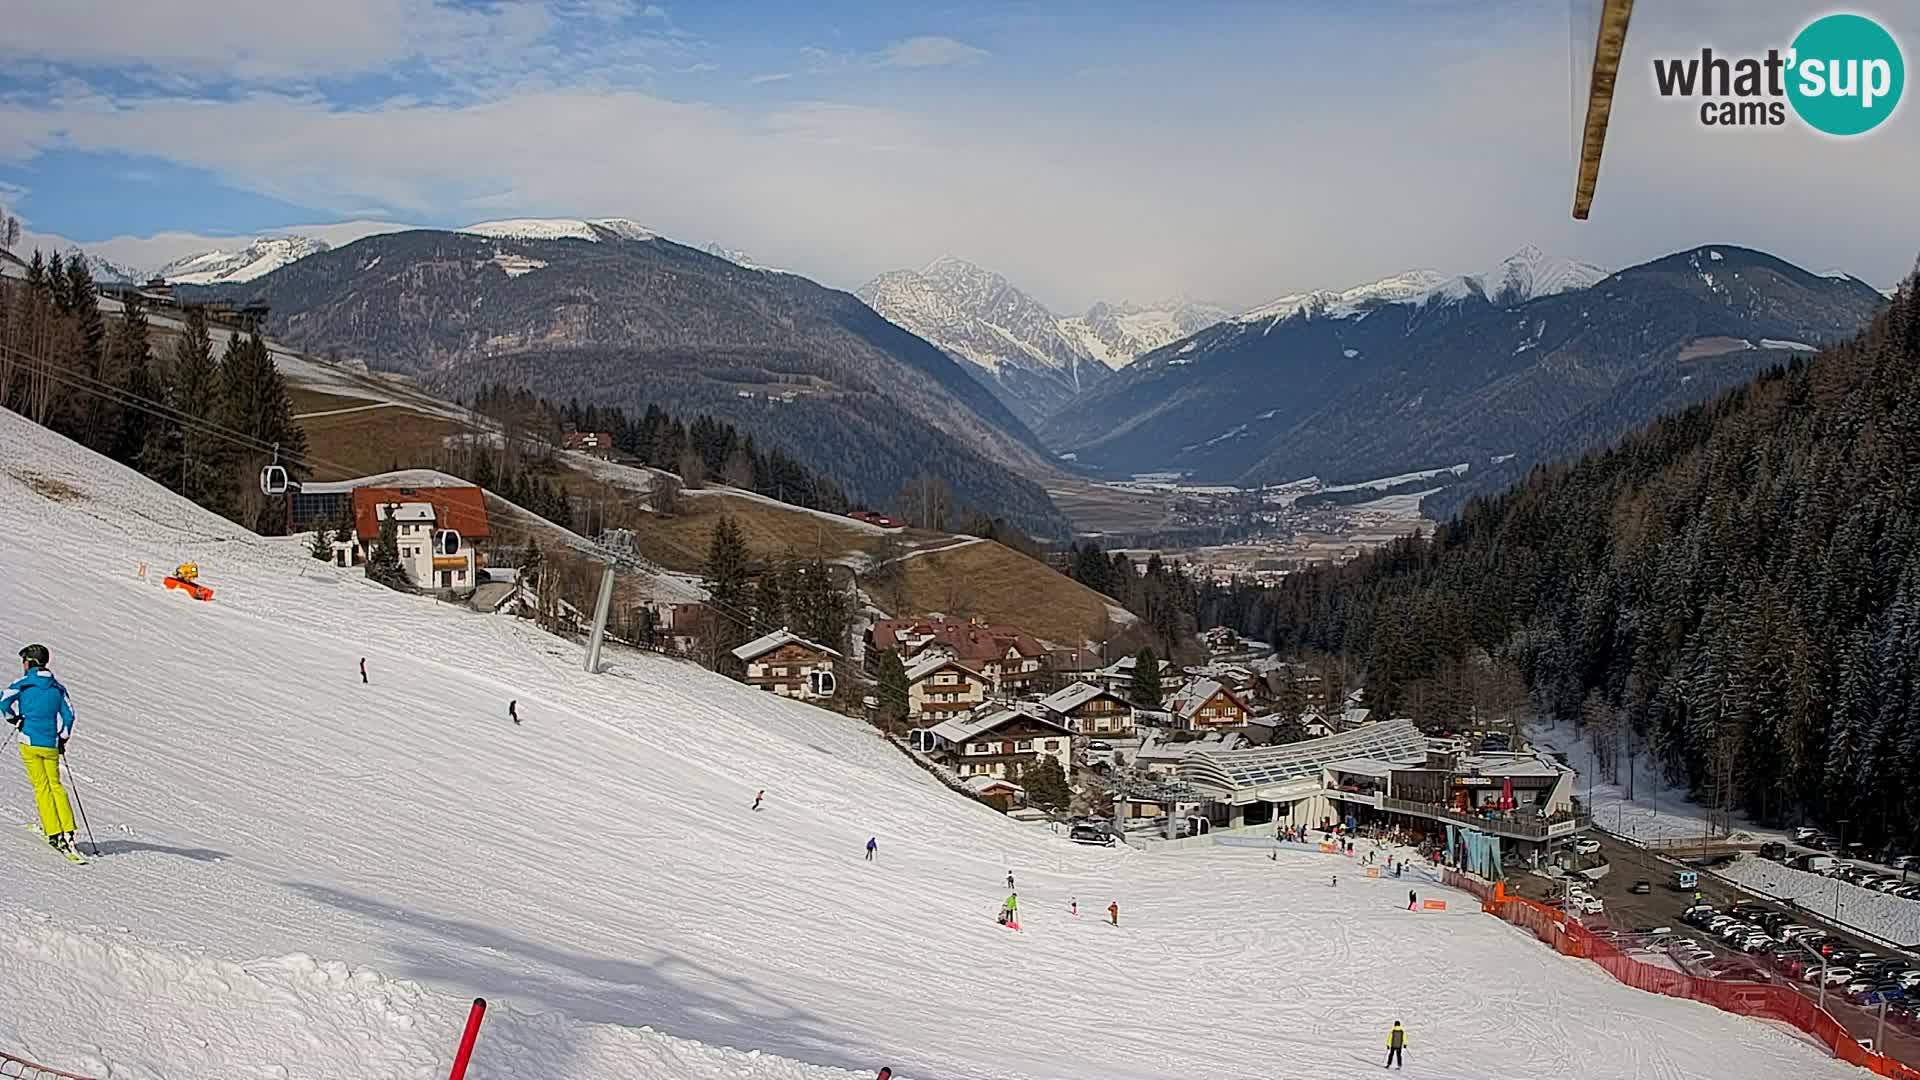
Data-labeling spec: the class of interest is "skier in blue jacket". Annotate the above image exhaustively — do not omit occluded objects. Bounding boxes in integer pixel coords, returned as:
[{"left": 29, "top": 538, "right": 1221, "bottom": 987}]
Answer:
[{"left": 2, "top": 644, "right": 80, "bottom": 855}]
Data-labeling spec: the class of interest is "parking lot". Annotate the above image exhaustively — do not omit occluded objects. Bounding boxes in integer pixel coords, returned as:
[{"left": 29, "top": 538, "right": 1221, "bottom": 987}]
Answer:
[{"left": 1505, "top": 833, "right": 1920, "bottom": 1061}]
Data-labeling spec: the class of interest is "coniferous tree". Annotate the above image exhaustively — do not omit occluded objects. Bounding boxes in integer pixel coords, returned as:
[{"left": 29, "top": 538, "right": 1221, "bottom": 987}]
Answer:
[
  {"left": 309, "top": 524, "right": 334, "bottom": 561},
  {"left": 364, "top": 505, "right": 409, "bottom": 590},
  {"left": 145, "top": 307, "right": 232, "bottom": 515},
  {"left": 107, "top": 294, "right": 155, "bottom": 467},
  {"left": 1130, "top": 647, "right": 1163, "bottom": 708},
  {"left": 875, "top": 648, "right": 910, "bottom": 730},
  {"left": 1022, "top": 755, "right": 1074, "bottom": 812},
  {"left": 704, "top": 515, "right": 752, "bottom": 672}
]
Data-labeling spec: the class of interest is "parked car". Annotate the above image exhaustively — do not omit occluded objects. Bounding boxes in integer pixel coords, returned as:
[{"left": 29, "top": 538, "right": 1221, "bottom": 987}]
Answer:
[
  {"left": 1740, "top": 934, "right": 1775, "bottom": 953},
  {"left": 1804, "top": 833, "right": 1834, "bottom": 850},
  {"left": 1897, "top": 970, "right": 1920, "bottom": 989},
  {"left": 1068, "top": 824, "right": 1116, "bottom": 847},
  {"left": 1630, "top": 880, "right": 1652, "bottom": 895},
  {"left": 1896, "top": 885, "right": 1920, "bottom": 900},
  {"left": 1682, "top": 905, "right": 1716, "bottom": 926},
  {"left": 1573, "top": 838, "right": 1602, "bottom": 856},
  {"left": 1892, "top": 854, "right": 1920, "bottom": 870},
  {"left": 1792, "top": 826, "right": 1823, "bottom": 844},
  {"left": 1579, "top": 895, "right": 1605, "bottom": 915},
  {"left": 1875, "top": 878, "right": 1906, "bottom": 893},
  {"left": 1759, "top": 841, "right": 1788, "bottom": 861},
  {"left": 1777, "top": 925, "right": 1817, "bottom": 942},
  {"left": 1821, "top": 967, "right": 1858, "bottom": 987}
]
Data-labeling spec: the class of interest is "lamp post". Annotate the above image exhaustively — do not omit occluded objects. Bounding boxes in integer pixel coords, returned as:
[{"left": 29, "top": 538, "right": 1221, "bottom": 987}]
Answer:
[
  {"left": 1836, "top": 819, "right": 1850, "bottom": 925},
  {"left": 1797, "top": 935, "right": 1830, "bottom": 1014}
]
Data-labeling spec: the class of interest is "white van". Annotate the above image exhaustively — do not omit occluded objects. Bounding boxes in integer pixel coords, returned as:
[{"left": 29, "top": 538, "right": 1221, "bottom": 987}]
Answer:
[{"left": 1793, "top": 853, "right": 1836, "bottom": 873}]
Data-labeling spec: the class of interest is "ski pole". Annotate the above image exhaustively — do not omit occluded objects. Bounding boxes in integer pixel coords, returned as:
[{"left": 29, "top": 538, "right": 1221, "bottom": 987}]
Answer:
[{"left": 62, "top": 756, "right": 99, "bottom": 857}]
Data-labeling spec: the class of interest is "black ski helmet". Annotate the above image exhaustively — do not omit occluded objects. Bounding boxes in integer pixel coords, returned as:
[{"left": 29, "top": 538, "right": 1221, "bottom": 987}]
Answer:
[{"left": 19, "top": 644, "right": 49, "bottom": 668}]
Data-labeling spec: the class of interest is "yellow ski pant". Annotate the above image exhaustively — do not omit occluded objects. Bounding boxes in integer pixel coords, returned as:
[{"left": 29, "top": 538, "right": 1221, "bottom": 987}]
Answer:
[{"left": 20, "top": 745, "right": 75, "bottom": 837}]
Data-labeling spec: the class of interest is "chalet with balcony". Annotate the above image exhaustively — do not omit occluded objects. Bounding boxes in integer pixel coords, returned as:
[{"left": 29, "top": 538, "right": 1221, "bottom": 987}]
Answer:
[
  {"left": 868, "top": 615, "right": 1047, "bottom": 696},
  {"left": 1093, "top": 654, "right": 1173, "bottom": 697},
  {"left": 731, "top": 628, "right": 841, "bottom": 700},
  {"left": 1038, "top": 682, "right": 1136, "bottom": 738},
  {"left": 1165, "top": 678, "right": 1250, "bottom": 733},
  {"left": 905, "top": 655, "right": 991, "bottom": 718},
  {"left": 922, "top": 704, "right": 1074, "bottom": 783},
  {"left": 344, "top": 484, "right": 491, "bottom": 592}
]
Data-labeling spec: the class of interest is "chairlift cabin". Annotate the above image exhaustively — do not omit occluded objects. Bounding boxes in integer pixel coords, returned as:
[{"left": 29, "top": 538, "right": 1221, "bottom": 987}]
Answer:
[
  {"left": 436, "top": 529, "right": 462, "bottom": 556},
  {"left": 808, "top": 670, "right": 837, "bottom": 698},
  {"left": 259, "top": 463, "right": 289, "bottom": 496}
]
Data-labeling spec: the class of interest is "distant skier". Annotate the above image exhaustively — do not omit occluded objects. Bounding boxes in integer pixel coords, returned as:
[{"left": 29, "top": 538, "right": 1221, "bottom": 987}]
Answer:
[
  {"left": 1408, "top": 890, "right": 1418, "bottom": 911},
  {"left": 360, "top": 657, "right": 368, "bottom": 684},
  {"left": 1071, "top": 896, "right": 1078, "bottom": 917},
  {"left": 1385, "top": 1020, "right": 1407, "bottom": 1069},
  {"left": 508, "top": 699, "right": 520, "bottom": 725},
  {"left": 865, "top": 837, "right": 877, "bottom": 861},
  {"left": 1332, "top": 874, "right": 1339, "bottom": 887},
  {"left": 1107, "top": 900, "right": 1119, "bottom": 926},
  {"left": 752, "top": 790, "right": 764, "bottom": 811},
  {"left": 2, "top": 645, "right": 80, "bottom": 858},
  {"left": 1006, "top": 870, "right": 1015, "bottom": 890}
]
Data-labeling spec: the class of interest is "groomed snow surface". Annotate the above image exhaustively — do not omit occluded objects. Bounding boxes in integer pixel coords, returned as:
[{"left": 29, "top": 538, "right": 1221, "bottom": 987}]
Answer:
[{"left": 0, "top": 408, "right": 1866, "bottom": 1080}]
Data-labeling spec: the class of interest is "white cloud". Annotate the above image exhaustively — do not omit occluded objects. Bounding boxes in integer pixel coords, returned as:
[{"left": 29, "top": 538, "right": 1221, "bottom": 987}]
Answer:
[
  {"left": 747, "top": 72, "right": 794, "bottom": 86},
  {"left": 879, "top": 36, "right": 988, "bottom": 69},
  {"left": 1, "top": 0, "right": 1914, "bottom": 310},
  {"left": 0, "top": 0, "right": 555, "bottom": 83}
]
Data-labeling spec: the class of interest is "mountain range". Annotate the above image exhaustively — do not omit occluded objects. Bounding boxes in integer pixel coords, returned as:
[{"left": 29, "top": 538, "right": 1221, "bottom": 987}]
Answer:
[
  {"left": 185, "top": 223, "right": 1074, "bottom": 537},
  {"left": 1041, "top": 245, "right": 1887, "bottom": 493},
  {"left": 857, "top": 257, "right": 1223, "bottom": 428}
]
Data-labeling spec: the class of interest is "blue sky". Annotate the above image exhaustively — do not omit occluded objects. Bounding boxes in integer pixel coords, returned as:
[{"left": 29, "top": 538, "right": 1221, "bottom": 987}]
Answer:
[{"left": 1, "top": 1, "right": 1914, "bottom": 309}]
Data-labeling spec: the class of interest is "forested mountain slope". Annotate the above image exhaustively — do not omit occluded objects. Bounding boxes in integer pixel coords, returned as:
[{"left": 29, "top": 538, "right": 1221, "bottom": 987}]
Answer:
[
  {"left": 194, "top": 230, "right": 1071, "bottom": 537},
  {"left": 1047, "top": 247, "right": 1883, "bottom": 490},
  {"left": 1210, "top": 273, "right": 1920, "bottom": 839}
]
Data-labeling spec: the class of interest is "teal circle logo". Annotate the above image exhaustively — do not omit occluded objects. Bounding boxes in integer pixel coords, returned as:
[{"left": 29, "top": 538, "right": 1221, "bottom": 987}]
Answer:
[{"left": 1787, "top": 14, "right": 1904, "bottom": 135}]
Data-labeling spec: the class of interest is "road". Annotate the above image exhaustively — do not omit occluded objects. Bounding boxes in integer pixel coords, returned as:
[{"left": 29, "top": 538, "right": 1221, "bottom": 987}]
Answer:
[{"left": 1502, "top": 833, "right": 1920, "bottom": 1062}]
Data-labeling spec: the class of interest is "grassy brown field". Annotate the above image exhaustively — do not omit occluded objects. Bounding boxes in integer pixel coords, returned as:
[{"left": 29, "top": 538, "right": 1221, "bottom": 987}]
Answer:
[
  {"left": 879, "top": 538, "right": 1124, "bottom": 647},
  {"left": 1044, "top": 477, "right": 1178, "bottom": 535},
  {"left": 628, "top": 490, "right": 891, "bottom": 570},
  {"left": 292, "top": 392, "right": 472, "bottom": 481}
]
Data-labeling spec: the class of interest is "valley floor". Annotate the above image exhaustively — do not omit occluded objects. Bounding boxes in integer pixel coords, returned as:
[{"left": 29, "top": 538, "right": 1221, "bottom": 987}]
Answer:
[{"left": 0, "top": 409, "right": 1869, "bottom": 1080}]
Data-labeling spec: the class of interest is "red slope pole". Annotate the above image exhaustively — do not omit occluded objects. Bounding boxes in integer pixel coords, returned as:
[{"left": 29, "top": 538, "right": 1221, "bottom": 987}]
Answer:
[{"left": 449, "top": 997, "right": 488, "bottom": 1080}]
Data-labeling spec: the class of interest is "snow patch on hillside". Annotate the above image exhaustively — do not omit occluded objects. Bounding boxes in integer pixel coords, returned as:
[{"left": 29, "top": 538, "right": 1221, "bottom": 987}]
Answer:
[{"left": 461, "top": 218, "right": 659, "bottom": 242}]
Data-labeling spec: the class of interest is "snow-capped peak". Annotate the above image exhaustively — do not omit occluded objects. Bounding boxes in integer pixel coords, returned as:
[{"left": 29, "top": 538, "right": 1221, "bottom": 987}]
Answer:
[
  {"left": 1233, "top": 270, "right": 1451, "bottom": 324},
  {"left": 153, "top": 235, "right": 332, "bottom": 286},
  {"left": 1231, "top": 248, "right": 1608, "bottom": 325},
  {"left": 459, "top": 217, "right": 659, "bottom": 243}
]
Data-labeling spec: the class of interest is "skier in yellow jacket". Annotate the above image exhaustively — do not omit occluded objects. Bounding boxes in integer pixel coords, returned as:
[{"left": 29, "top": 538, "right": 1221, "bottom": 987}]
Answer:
[{"left": 1385, "top": 1020, "right": 1407, "bottom": 1069}]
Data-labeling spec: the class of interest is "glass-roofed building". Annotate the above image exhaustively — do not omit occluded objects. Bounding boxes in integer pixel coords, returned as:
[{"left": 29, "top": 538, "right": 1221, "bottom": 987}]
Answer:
[{"left": 1173, "top": 719, "right": 1583, "bottom": 862}]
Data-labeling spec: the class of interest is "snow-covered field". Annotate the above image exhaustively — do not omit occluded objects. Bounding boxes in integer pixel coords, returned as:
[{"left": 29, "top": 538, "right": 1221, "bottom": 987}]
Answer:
[
  {"left": 1718, "top": 857, "right": 1920, "bottom": 947},
  {"left": 0, "top": 409, "right": 1866, "bottom": 1080}
]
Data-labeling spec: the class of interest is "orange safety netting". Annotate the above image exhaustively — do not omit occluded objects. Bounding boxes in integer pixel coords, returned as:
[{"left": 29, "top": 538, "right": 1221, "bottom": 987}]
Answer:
[{"left": 1477, "top": 883, "right": 1920, "bottom": 1080}]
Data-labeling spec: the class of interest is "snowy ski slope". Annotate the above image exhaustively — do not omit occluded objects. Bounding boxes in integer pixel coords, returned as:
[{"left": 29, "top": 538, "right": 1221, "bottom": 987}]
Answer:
[{"left": 0, "top": 408, "right": 1866, "bottom": 1080}]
